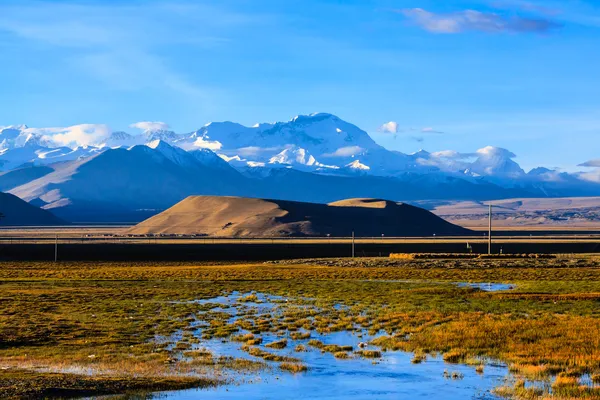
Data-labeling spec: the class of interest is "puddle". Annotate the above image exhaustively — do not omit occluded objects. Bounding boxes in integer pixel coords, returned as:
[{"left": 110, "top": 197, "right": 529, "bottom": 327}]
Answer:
[
  {"left": 358, "top": 279, "right": 516, "bottom": 292},
  {"left": 456, "top": 282, "right": 515, "bottom": 292},
  {"left": 151, "top": 292, "right": 511, "bottom": 399}
]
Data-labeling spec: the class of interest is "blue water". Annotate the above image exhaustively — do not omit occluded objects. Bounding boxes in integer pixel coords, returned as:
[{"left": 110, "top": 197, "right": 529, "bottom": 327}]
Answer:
[
  {"left": 152, "top": 293, "right": 508, "bottom": 400},
  {"left": 456, "top": 282, "right": 515, "bottom": 292}
]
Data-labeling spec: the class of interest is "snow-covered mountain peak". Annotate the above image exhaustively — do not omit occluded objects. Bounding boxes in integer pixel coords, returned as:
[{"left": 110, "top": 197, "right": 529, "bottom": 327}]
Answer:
[
  {"left": 410, "top": 149, "right": 431, "bottom": 158},
  {"left": 110, "top": 131, "right": 134, "bottom": 141},
  {"left": 346, "top": 160, "right": 370, "bottom": 171},
  {"left": 100, "top": 131, "right": 142, "bottom": 148},
  {"left": 528, "top": 167, "right": 553, "bottom": 176},
  {"left": 269, "top": 146, "right": 318, "bottom": 167},
  {"left": 189, "top": 148, "right": 234, "bottom": 170},
  {"left": 144, "top": 129, "right": 179, "bottom": 143},
  {"left": 146, "top": 139, "right": 167, "bottom": 150},
  {"left": 3, "top": 115, "right": 595, "bottom": 191}
]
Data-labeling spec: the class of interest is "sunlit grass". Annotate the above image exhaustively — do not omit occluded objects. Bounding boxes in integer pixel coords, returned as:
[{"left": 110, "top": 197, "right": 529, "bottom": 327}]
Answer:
[{"left": 2, "top": 256, "right": 600, "bottom": 398}]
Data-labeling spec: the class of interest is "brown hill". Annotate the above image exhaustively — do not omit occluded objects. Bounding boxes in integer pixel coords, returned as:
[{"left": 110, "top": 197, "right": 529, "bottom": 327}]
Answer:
[{"left": 127, "top": 196, "right": 471, "bottom": 237}]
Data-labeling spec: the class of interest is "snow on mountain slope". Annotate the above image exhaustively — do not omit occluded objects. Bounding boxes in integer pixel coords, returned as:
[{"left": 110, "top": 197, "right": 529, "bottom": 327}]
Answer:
[
  {"left": 0, "top": 141, "right": 102, "bottom": 171},
  {"left": 2, "top": 115, "right": 599, "bottom": 197},
  {"left": 101, "top": 131, "right": 144, "bottom": 148},
  {"left": 267, "top": 145, "right": 340, "bottom": 171},
  {"left": 270, "top": 146, "right": 319, "bottom": 167},
  {"left": 189, "top": 148, "right": 236, "bottom": 170},
  {"left": 9, "top": 143, "right": 249, "bottom": 222},
  {"left": 346, "top": 160, "right": 370, "bottom": 171},
  {"left": 0, "top": 117, "right": 529, "bottom": 181},
  {"left": 184, "top": 113, "right": 382, "bottom": 159},
  {"left": 145, "top": 140, "right": 201, "bottom": 168}
]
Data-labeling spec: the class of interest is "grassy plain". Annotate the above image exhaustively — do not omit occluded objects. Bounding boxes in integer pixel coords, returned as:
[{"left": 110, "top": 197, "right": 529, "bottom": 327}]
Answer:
[{"left": 2, "top": 256, "right": 600, "bottom": 398}]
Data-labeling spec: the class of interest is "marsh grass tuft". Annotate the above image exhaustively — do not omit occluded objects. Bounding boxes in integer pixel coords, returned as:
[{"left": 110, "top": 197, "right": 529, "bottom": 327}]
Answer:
[
  {"left": 265, "top": 339, "right": 288, "bottom": 349},
  {"left": 334, "top": 351, "right": 350, "bottom": 359},
  {"left": 355, "top": 350, "right": 382, "bottom": 359},
  {"left": 279, "top": 362, "right": 308, "bottom": 373},
  {"left": 411, "top": 351, "right": 426, "bottom": 364}
]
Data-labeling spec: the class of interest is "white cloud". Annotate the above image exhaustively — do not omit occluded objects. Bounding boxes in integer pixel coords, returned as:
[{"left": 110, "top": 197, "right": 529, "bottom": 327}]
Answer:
[
  {"left": 579, "top": 170, "right": 600, "bottom": 183},
  {"left": 578, "top": 159, "right": 600, "bottom": 168},
  {"left": 235, "top": 146, "right": 284, "bottom": 157},
  {"left": 192, "top": 137, "right": 222, "bottom": 151},
  {"left": 476, "top": 146, "right": 517, "bottom": 158},
  {"left": 26, "top": 124, "right": 111, "bottom": 148},
  {"left": 379, "top": 123, "right": 444, "bottom": 137},
  {"left": 578, "top": 159, "right": 600, "bottom": 183},
  {"left": 322, "top": 146, "right": 364, "bottom": 157},
  {"left": 378, "top": 121, "right": 399, "bottom": 134},
  {"left": 0, "top": 2, "right": 248, "bottom": 112},
  {"left": 399, "top": 8, "right": 562, "bottom": 34},
  {"left": 431, "top": 150, "right": 475, "bottom": 159},
  {"left": 421, "top": 127, "right": 444, "bottom": 134},
  {"left": 130, "top": 121, "right": 169, "bottom": 132}
]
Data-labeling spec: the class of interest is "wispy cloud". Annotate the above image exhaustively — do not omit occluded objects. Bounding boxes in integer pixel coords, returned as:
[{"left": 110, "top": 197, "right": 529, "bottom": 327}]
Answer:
[
  {"left": 398, "top": 8, "right": 562, "bottom": 34},
  {"left": 579, "top": 159, "right": 600, "bottom": 168},
  {"left": 0, "top": 1, "right": 260, "bottom": 109},
  {"left": 489, "top": 1, "right": 561, "bottom": 16},
  {"left": 130, "top": 122, "right": 170, "bottom": 132},
  {"left": 430, "top": 150, "right": 476, "bottom": 159},
  {"left": 421, "top": 127, "right": 445, "bottom": 134},
  {"left": 378, "top": 122, "right": 445, "bottom": 143},
  {"left": 379, "top": 122, "right": 445, "bottom": 135},
  {"left": 577, "top": 157, "right": 600, "bottom": 182},
  {"left": 25, "top": 124, "right": 111, "bottom": 147},
  {"left": 323, "top": 146, "right": 364, "bottom": 157}
]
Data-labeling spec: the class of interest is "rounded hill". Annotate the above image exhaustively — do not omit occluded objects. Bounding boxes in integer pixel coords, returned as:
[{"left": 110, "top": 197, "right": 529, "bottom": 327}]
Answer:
[{"left": 126, "top": 196, "right": 471, "bottom": 237}]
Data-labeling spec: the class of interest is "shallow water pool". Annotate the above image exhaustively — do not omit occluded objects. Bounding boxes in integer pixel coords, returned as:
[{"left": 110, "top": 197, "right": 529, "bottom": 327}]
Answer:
[{"left": 154, "top": 292, "right": 509, "bottom": 399}]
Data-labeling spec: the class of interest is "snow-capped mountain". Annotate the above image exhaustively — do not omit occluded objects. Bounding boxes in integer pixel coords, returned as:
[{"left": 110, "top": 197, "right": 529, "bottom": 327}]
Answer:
[
  {"left": 2, "top": 113, "right": 599, "bottom": 217},
  {"left": 0, "top": 141, "right": 102, "bottom": 171},
  {"left": 345, "top": 160, "right": 370, "bottom": 171},
  {"left": 183, "top": 113, "right": 382, "bottom": 155},
  {"left": 269, "top": 146, "right": 319, "bottom": 167},
  {"left": 101, "top": 131, "right": 143, "bottom": 148},
  {"left": 267, "top": 145, "right": 339, "bottom": 171}
]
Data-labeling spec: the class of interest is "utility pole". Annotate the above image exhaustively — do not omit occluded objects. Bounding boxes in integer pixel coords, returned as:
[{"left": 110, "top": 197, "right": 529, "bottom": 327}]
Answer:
[
  {"left": 351, "top": 231, "right": 355, "bottom": 258},
  {"left": 488, "top": 204, "right": 492, "bottom": 255}
]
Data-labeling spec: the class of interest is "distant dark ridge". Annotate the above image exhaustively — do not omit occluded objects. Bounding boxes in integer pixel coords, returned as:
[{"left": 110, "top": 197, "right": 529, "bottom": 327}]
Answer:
[{"left": 0, "top": 192, "right": 65, "bottom": 226}]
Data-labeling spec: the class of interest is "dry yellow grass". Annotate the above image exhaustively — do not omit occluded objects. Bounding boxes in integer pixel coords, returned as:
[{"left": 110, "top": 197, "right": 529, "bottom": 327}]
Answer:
[{"left": 2, "top": 257, "right": 600, "bottom": 398}]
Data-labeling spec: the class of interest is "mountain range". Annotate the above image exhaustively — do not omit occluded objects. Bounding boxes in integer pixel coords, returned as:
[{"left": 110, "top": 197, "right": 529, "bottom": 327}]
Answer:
[{"left": 1, "top": 114, "right": 599, "bottom": 223}]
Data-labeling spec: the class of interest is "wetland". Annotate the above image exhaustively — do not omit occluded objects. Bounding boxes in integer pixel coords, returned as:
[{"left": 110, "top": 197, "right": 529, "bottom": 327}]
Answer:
[{"left": 2, "top": 256, "right": 600, "bottom": 399}]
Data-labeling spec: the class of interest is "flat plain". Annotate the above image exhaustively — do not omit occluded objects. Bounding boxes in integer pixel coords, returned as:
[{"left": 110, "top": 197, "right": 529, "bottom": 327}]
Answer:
[{"left": 2, "top": 256, "right": 600, "bottom": 399}]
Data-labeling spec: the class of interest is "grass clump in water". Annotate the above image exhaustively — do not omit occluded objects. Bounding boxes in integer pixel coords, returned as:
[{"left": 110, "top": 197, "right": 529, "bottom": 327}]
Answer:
[
  {"left": 265, "top": 339, "right": 288, "bottom": 349},
  {"left": 279, "top": 363, "right": 308, "bottom": 373},
  {"left": 290, "top": 331, "right": 311, "bottom": 340},
  {"left": 239, "top": 293, "right": 260, "bottom": 303},
  {"left": 294, "top": 344, "right": 307, "bottom": 352},
  {"left": 411, "top": 351, "right": 426, "bottom": 364},
  {"left": 355, "top": 350, "right": 382, "bottom": 359}
]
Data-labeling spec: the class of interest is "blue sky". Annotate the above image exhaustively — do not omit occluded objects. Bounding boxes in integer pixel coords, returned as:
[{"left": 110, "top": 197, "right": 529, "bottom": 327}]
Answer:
[{"left": 0, "top": 0, "right": 599, "bottom": 171}]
